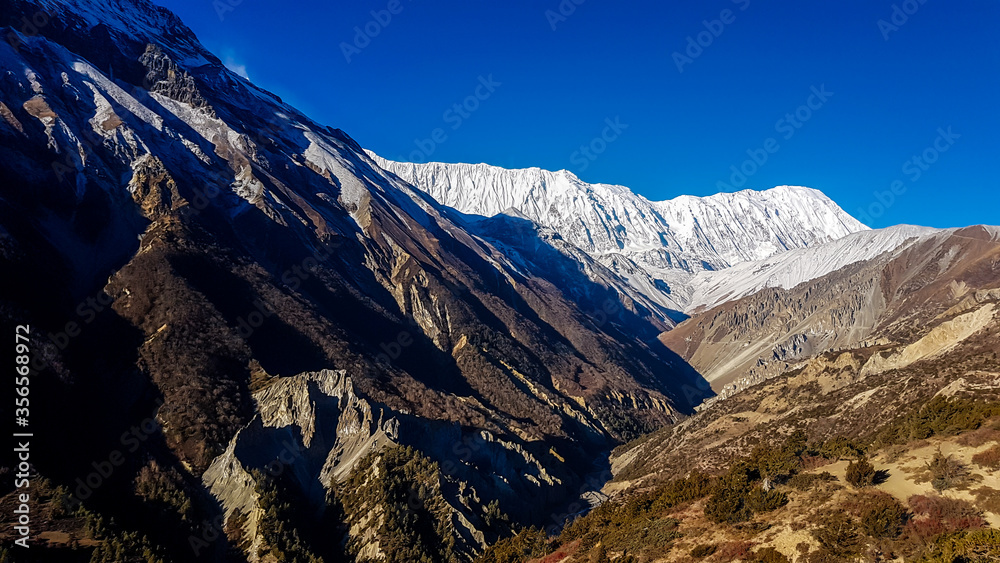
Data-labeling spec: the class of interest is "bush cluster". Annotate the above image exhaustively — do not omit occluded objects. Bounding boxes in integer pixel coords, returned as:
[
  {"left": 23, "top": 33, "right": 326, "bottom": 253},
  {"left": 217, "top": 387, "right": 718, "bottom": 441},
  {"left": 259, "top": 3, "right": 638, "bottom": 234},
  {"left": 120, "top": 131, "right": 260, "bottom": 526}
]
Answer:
[
  {"left": 925, "top": 449, "right": 970, "bottom": 492},
  {"left": 907, "top": 494, "right": 986, "bottom": 541},
  {"left": 856, "top": 492, "right": 908, "bottom": 539},
  {"left": 875, "top": 396, "right": 1000, "bottom": 447},
  {"left": 972, "top": 444, "right": 1000, "bottom": 470},
  {"left": 703, "top": 432, "right": 807, "bottom": 525},
  {"left": 690, "top": 544, "right": 717, "bottom": 558},
  {"left": 846, "top": 457, "right": 877, "bottom": 488},
  {"left": 917, "top": 528, "right": 1000, "bottom": 562},
  {"left": 475, "top": 527, "right": 549, "bottom": 563}
]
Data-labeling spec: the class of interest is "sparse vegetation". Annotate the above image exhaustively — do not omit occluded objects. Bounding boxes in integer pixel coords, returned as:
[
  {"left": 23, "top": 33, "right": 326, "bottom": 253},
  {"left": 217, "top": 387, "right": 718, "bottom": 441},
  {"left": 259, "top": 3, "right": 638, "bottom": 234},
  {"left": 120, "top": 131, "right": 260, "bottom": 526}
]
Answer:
[
  {"left": 916, "top": 528, "right": 1000, "bottom": 562},
  {"left": 475, "top": 527, "right": 549, "bottom": 563},
  {"left": 690, "top": 544, "right": 717, "bottom": 558},
  {"left": 342, "top": 446, "right": 459, "bottom": 563},
  {"left": 811, "top": 510, "right": 863, "bottom": 560},
  {"left": 786, "top": 471, "right": 836, "bottom": 491},
  {"left": 715, "top": 540, "right": 755, "bottom": 561},
  {"left": 906, "top": 494, "right": 986, "bottom": 543},
  {"left": 819, "top": 436, "right": 866, "bottom": 459},
  {"left": 972, "top": 444, "right": 1000, "bottom": 470},
  {"left": 752, "top": 546, "right": 791, "bottom": 563}
]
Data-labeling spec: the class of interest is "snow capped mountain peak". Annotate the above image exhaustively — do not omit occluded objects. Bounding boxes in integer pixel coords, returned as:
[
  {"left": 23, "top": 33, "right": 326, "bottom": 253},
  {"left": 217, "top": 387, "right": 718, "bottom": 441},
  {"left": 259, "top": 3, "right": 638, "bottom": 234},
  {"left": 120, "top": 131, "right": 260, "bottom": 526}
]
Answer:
[{"left": 368, "top": 153, "right": 869, "bottom": 311}]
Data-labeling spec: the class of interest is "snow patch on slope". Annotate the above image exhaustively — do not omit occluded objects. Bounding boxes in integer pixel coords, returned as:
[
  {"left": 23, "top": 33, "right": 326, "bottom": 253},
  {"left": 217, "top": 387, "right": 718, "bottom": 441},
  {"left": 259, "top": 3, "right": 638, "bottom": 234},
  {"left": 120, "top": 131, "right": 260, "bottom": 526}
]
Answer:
[{"left": 686, "top": 225, "right": 940, "bottom": 312}]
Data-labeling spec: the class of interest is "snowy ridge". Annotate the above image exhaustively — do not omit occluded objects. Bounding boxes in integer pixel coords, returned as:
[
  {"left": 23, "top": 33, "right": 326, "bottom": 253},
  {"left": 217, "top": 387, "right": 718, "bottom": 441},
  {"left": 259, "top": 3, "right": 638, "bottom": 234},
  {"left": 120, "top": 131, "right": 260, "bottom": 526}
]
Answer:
[
  {"left": 368, "top": 154, "right": 867, "bottom": 272},
  {"left": 686, "top": 225, "right": 940, "bottom": 312},
  {"left": 32, "top": 0, "right": 212, "bottom": 65},
  {"left": 368, "top": 153, "right": 872, "bottom": 311}
]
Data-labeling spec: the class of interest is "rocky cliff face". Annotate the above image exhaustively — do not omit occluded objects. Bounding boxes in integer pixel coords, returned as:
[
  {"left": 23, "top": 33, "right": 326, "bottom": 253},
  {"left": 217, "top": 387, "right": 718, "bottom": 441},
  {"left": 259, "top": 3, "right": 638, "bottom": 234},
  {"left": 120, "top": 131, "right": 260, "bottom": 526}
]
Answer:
[
  {"left": 203, "top": 370, "right": 568, "bottom": 559},
  {"left": 661, "top": 226, "right": 1000, "bottom": 394},
  {"left": 203, "top": 370, "right": 395, "bottom": 557},
  {"left": 0, "top": 0, "right": 711, "bottom": 558}
]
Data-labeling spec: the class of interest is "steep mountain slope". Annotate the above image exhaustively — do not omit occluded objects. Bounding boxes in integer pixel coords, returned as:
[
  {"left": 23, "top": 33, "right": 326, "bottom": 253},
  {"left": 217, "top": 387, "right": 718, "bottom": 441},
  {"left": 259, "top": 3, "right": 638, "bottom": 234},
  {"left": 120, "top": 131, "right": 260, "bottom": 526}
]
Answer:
[
  {"left": 369, "top": 154, "right": 869, "bottom": 311},
  {"left": 611, "top": 227, "right": 1000, "bottom": 487},
  {"left": 0, "top": 0, "right": 709, "bottom": 559},
  {"left": 524, "top": 308, "right": 1000, "bottom": 562},
  {"left": 508, "top": 226, "right": 1000, "bottom": 562},
  {"left": 661, "top": 226, "right": 1000, "bottom": 393}
]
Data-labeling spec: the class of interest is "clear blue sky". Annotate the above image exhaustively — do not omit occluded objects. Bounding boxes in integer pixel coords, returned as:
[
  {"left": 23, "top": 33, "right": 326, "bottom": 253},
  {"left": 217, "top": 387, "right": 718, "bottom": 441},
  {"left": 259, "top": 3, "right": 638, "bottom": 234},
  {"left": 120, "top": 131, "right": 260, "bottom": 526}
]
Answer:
[{"left": 154, "top": 0, "right": 999, "bottom": 229}]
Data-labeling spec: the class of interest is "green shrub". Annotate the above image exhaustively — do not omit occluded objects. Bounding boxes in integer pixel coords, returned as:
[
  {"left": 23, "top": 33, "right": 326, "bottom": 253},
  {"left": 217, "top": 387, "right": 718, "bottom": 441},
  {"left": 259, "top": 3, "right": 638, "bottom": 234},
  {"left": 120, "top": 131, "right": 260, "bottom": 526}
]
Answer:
[
  {"left": 876, "top": 397, "right": 1000, "bottom": 447},
  {"left": 649, "top": 471, "right": 713, "bottom": 512},
  {"left": 690, "top": 544, "right": 717, "bottom": 558},
  {"left": 786, "top": 472, "right": 836, "bottom": 491},
  {"left": 812, "top": 511, "right": 862, "bottom": 559},
  {"left": 751, "top": 431, "right": 807, "bottom": 485},
  {"left": 819, "top": 436, "right": 865, "bottom": 459},
  {"left": 556, "top": 484, "right": 684, "bottom": 557},
  {"left": 746, "top": 487, "right": 788, "bottom": 514},
  {"left": 753, "top": 546, "right": 791, "bottom": 563},
  {"left": 918, "top": 528, "right": 1000, "bottom": 562},
  {"left": 857, "top": 492, "right": 909, "bottom": 538},
  {"left": 705, "top": 473, "right": 753, "bottom": 524},
  {"left": 846, "top": 457, "right": 877, "bottom": 488},
  {"left": 926, "top": 449, "right": 969, "bottom": 492},
  {"left": 341, "top": 446, "right": 458, "bottom": 563},
  {"left": 254, "top": 470, "right": 324, "bottom": 563}
]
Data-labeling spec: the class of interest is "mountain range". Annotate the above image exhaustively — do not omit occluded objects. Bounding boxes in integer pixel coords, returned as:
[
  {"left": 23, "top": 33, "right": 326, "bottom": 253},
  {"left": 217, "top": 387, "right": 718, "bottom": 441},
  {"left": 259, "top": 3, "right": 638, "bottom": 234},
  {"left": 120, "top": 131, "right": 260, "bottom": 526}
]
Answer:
[
  {"left": 0, "top": 0, "right": 997, "bottom": 561},
  {"left": 369, "top": 154, "right": 871, "bottom": 314}
]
